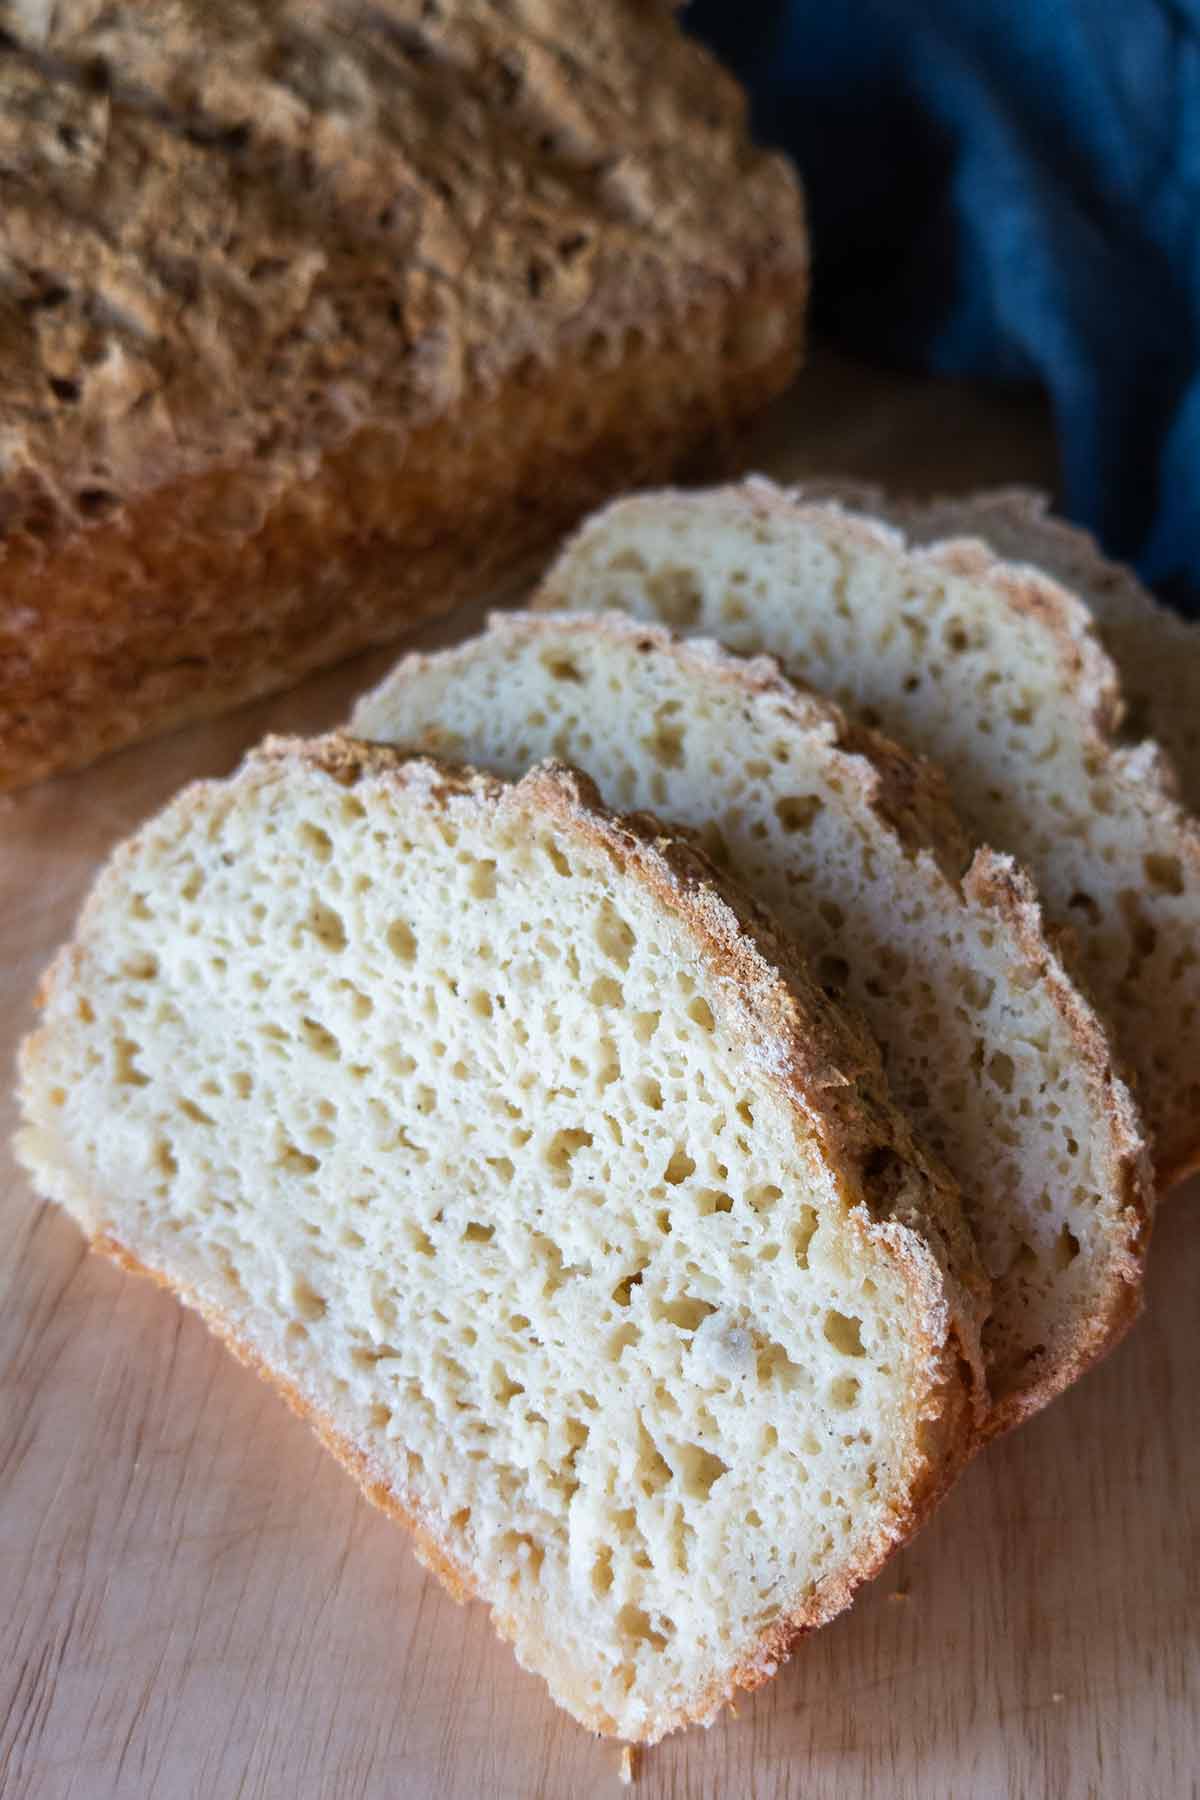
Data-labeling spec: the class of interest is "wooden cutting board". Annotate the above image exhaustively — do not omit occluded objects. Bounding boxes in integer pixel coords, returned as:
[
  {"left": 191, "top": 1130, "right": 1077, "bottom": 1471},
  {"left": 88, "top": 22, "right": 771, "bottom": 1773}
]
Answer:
[{"left": 2, "top": 354, "right": 1197, "bottom": 1800}]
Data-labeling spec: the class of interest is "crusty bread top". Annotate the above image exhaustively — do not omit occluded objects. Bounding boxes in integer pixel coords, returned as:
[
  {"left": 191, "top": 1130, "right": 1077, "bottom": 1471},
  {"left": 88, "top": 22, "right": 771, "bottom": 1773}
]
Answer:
[{"left": 0, "top": 0, "right": 804, "bottom": 544}]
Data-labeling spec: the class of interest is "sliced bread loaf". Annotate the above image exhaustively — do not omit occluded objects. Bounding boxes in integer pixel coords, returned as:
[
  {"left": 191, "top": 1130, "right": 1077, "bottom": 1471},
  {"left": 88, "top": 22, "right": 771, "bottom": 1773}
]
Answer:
[
  {"left": 16, "top": 735, "right": 983, "bottom": 1743},
  {"left": 352, "top": 613, "right": 1150, "bottom": 1432},
  {"left": 535, "top": 480, "right": 1200, "bottom": 1187}
]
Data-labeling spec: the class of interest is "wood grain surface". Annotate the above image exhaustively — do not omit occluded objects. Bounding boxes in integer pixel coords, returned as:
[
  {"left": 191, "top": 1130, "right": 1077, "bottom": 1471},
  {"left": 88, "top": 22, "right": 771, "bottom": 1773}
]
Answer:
[{"left": 2, "top": 354, "right": 1197, "bottom": 1800}]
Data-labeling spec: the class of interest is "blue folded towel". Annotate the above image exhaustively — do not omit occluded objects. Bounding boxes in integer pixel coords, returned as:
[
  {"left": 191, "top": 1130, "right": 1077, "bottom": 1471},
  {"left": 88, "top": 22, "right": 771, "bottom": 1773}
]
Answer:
[{"left": 689, "top": 1, "right": 1200, "bottom": 617}]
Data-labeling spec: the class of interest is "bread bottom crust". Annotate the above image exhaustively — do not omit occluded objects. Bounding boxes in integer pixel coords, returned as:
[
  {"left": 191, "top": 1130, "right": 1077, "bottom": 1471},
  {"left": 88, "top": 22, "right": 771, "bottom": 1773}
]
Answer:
[{"left": 0, "top": 276, "right": 800, "bottom": 791}]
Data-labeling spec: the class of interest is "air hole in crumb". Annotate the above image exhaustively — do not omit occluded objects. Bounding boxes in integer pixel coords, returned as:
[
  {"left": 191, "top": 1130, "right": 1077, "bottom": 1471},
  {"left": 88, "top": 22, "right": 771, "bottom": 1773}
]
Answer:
[
  {"left": 281, "top": 1144, "right": 320, "bottom": 1175},
  {"left": 612, "top": 1266, "right": 646, "bottom": 1307},
  {"left": 468, "top": 859, "right": 497, "bottom": 899},
  {"left": 300, "top": 1016, "right": 340, "bottom": 1060},
  {"left": 687, "top": 996, "right": 715, "bottom": 1032},
  {"left": 644, "top": 714, "right": 686, "bottom": 769},
  {"left": 616, "top": 1603, "right": 670, "bottom": 1650},
  {"left": 748, "top": 1183, "right": 782, "bottom": 1214},
  {"left": 793, "top": 1206, "right": 818, "bottom": 1267},
  {"left": 542, "top": 652, "right": 583, "bottom": 682},
  {"left": 664, "top": 1148, "right": 695, "bottom": 1185},
  {"left": 1055, "top": 1225, "right": 1081, "bottom": 1269},
  {"left": 591, "top": 1546, "right": 614, "bottom": 1595},
  {"left": 637, "top": 1076, "right": 664, "bottom": 1111},
  {"left": 696, "top": 1189, "right": 733, "bottom": 1216},
  {"left": 546, "top": 1128, "right": 592, "bottom": 1177},
  {"left": 590, "top": 975, "right": 623, "bottom": 1007},
  {"left": 179, "top": 1096, "right": 215, "bottom": 1125},
  {"left": 307, "top": 899, "right": 347, "bottom": 951},
  {"left": 114, "top": 1037, "right": 150, "bottom": 1086},
  {"left": 298, "top": 822, "right": 333, "bottom": 863},
  {"left": 463, "top": 1221, "right": 495, "bottom": 1244},
  {"left": 829, "top": 1375, "right": 861, "bottom": 1410},
  {"left": 386, "top": 919, "right": 417, "bottom": 962},
  {"left": 775, "top": 794, "right": 823, "bottom": 833},
  {"left": 679, "top": 1444, "right": 729, "bottom": 1499},
  {"left": 1144, "top": 853, "right": 1184, "bottom": 895},
  {"left": 824, "top": 1311, "right": 866, "bottom": 1356},
  {"left": 293, "top": 1278, "right": 326, "bottom": 1322},
  {"left": 988, "top": 1051, "right": 1015, "bottom": 1093},
  {"left": 595, "top": 901, "right": 635, "bottom": 968},
  {"left": 646, "top": 566, "right": 702, "bottom": 626},
  {"left": 656, "top": 1295, "right": 716, "bottom": 1332}
]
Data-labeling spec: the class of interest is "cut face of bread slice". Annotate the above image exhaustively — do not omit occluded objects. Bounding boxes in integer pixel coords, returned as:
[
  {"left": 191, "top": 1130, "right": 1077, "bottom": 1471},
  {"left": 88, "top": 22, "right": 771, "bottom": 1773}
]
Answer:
[
  {"left": 535, "top": 480, "right": 1200, "bottom": 1187},
  {"left": 879, "top": 487, "right": 1200, "bottom": 820},
  {"left": 353, "top": 614, "right": 1150, "bottom": 1432},
  {"left": 16, "top": 737, "right": 982, "bottom": 1744}
]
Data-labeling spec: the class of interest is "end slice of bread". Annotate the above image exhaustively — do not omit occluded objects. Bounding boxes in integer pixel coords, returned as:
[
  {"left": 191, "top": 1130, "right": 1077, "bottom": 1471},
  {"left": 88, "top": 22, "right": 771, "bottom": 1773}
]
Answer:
[
  {"left": 870, "top": 486, "right": 1200, "bottom": 821},
  {"left": 352, "top": 613, "right": 1150, "bottom": 1432},
  {"left": 16, "top": 735, "right": 983, "bottom": 1743},
  {"left": 534, "top": 480, "right": 1200, "bottom": 1188}
]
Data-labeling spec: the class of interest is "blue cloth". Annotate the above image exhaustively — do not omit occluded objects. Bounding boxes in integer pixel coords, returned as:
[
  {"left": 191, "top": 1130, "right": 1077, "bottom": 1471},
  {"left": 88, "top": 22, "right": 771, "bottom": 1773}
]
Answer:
[{"left": 688, "top": 1, "right": 1200, "bottom": 616}]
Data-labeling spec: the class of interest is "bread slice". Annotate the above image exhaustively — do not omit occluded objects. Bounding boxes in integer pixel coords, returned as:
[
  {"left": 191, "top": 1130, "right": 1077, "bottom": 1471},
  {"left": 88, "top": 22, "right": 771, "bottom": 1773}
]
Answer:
[
  {"left": 15, "top": 734, "right": 983, "bottom": 1743},
  {"left": 352, "top": 613, "right": 1150, "bottom": 1432},
  {"left": 535, "top": 480, "right": 1200, "bottom": 1188},
  {"left": 873, "top": 487, "right": 1200, "bottom": 818}
]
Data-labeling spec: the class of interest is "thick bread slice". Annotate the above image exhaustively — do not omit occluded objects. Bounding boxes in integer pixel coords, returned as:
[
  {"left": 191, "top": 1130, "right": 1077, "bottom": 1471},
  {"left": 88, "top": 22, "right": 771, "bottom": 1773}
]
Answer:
[
  {"left": 353, "top": 613, "right": 1150, "bottom": 1433},
  {"left": 535, "top": 480, "right": 1200, "bottom": 1188},
  {"left": 875, "top": 487, "right": 1200, "bottom": 818},
  {"left": 16, "top": 734, "right": 983, "bottom": 1744}
]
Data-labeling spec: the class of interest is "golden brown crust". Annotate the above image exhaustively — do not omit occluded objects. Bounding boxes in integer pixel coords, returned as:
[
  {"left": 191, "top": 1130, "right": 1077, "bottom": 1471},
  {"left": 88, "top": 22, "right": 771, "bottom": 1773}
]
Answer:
[
  {"left": 0, "top": 0, "right": 806, "bottom": 789},
  {"left": 0, "top": 0, "right": 805, "bottom": 536},
  {"left": 960, "top": 850, "right": 1149, "bottom": 1433},
  {"left": 0, "top": 273, "right": 800, "bottom": 791}
]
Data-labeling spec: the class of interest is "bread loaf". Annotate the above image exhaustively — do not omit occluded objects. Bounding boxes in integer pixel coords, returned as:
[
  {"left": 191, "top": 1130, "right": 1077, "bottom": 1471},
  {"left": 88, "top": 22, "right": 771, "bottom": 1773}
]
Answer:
[
  {"left": 0, "top": 1, "right": 805, "bottom": 790},
  {"left": 536, "top": 480, "right": 1200, "bottom": 1187},
  {"left": 352, "top": 612, "right": 1151, "bottom": 1432},
  {"left": 16, "top": 735, "right": 983, "bottom": 1742}
]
